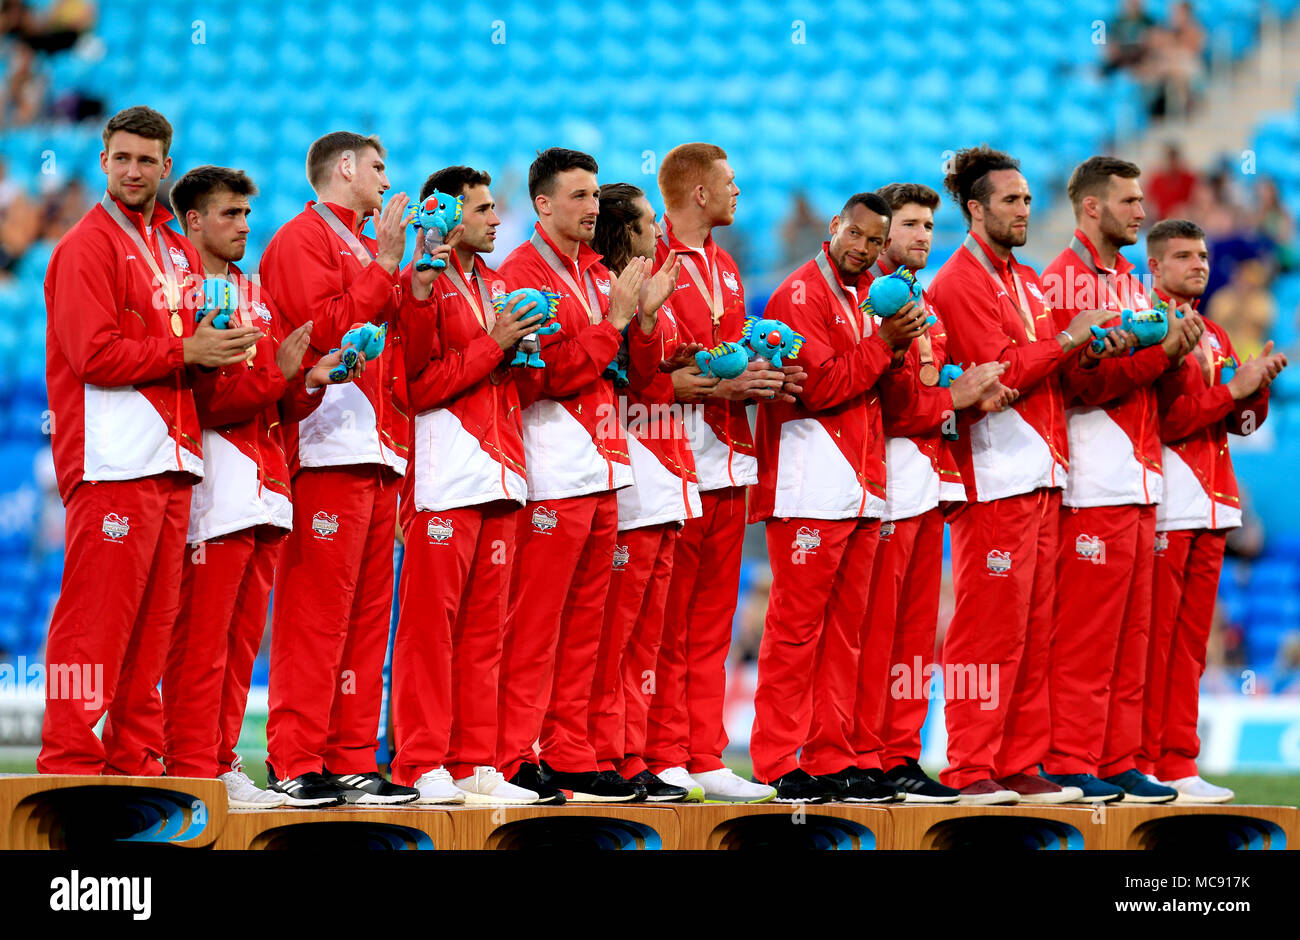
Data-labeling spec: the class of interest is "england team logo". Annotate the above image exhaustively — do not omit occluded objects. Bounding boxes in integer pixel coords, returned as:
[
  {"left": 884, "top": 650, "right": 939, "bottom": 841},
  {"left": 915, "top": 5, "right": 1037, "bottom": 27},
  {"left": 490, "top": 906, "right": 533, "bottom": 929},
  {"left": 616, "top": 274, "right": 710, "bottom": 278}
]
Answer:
[
  {"left": 722, "top": 271, "right": 740, "bottom": 294},
  {"left": 595, "top": 278, "right": 611, "bottom": 296},
  {"left": 312, "top": 511, "right": 340, "bottom": 539},
  {"left": 1075, "top": 534, "right": 1106, "bottom": 565},
  {"left": 532, "top": 506, "right": 557, "bottom": 533},
  {"left": 251, "top": 301, "right": 272, "bottom": 325},
  {"left": 880, "top": 522, "right": 896, "bottom": 540},
  {"left": 986, "top": 550, "right": 1012, "bottom": 576},
  {"left": 795, "top": 526, "right": 821, "bottom": 551},
  {"left": 427, "top": 517, "right": 454, "bottom": 543},
  {"left": 1155, "top": 532, "right": 1169, "bottom": 555},
  {"left": 168, "top": 246, "right": 190, "bottom": 270},
  {"left": 612, "top": 545, "right": 630, "bottom": 569},
  {"left": 1208, "top": 333, "right": 1222, "bottom": 352},
  {"left": 101, "top": 513, "right": 130, "bottom": 540}
]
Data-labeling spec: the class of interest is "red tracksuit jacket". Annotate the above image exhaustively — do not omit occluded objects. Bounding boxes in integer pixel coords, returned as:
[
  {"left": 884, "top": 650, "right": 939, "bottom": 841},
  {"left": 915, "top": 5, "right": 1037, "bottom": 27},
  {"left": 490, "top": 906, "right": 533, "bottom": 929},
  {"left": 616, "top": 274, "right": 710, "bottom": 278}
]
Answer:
[
  {"left": 187, "top": 264, "right": 326, "bottom": 543},
  {"left": 928, "top": 232, "right": 1070, "bottom": 503},
  {"left": 258, "top": 201, "right": 417, "bottom": 477},
  {"left": 656, "top": 217, "right": 755, "bottom": 491},
  {"left": 1043, "top": 230, "right": 1170, "bottom": 508},
  {"left": 750, "top": 246, "right": 919, "bottom": 523},
  {"left": 46, "top": 193, "right": 206, "bottom": 504}
]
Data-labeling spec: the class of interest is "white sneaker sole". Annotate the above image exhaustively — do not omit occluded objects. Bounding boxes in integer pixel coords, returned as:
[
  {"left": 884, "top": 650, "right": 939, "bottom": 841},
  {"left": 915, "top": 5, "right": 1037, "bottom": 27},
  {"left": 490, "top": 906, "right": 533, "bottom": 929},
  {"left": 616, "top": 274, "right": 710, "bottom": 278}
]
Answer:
[
  {"left": 957, "top": 792, "right": 1020, "bottom": 805},
  {"left": 458, "top": 790, "right": 534, "bottom": 805},
  {"left": 1174, "top": 792, "right": 1233, "bottom": 804},
  {"left": 228, "top": 796, "right": 286, "bottom": 809},
  {"left": 565, "top": 792, "right": 638, "bottom": 803},
  {"left": 702, "top": 791, "right": 777, "bottom": 804},
  {"left": 1120, "top": 793, "right": 1178, "bottom": 803},
  {"left": 900, "top": 793, "right": 961, "bottom": 803},
  {"left": 346, "top": 793, "right": 420, "bottom": 805},
  {"left": 414, "top": 793, "right": 468, "bottom": 804},
  {"left": 1015, "top": 791, "right": 1085, "bottom": 804},
  {"left": 278, "top": 794, "right": 345, "bottom": 808}
]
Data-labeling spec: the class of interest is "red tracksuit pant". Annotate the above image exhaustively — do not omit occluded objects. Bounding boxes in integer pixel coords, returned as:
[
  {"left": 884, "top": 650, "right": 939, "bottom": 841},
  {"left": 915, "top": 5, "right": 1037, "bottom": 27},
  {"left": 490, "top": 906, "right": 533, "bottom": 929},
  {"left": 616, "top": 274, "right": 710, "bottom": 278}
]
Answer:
[
  {"left": 1046, "top": 503, "right": 1155, "bottom": 777},
  {"left": 942, "top": 487, "right": 1060, "bottom": 789},
  {"left": 645, "top": 486, "right": 745, "bottom": 774},
  {"left": 855, "top": 508, "right": 944, "bottom": 771},
  {"left": 390, "top": 499, "right": 518, "bottom": 785},
  {"left": 162, "top": 525, "right": 283, "bottom": 778},
  {"left": 1140, "top": 527, "right": 1226, "bottom": 780},
  {"left": 589, "top": 523, "right": 678, "bottom": 777},
  {"left": 39, "top": 473, "right": 192, "bottom": 776},
  {"left": 497, "top": 491, "right": 618, "bottom": 778},
  {"left": 267, "top": 466, "right": 399, "bottom": 780},
  {"left": 752, "top": 517, "right": 881, "bottom": 782}
]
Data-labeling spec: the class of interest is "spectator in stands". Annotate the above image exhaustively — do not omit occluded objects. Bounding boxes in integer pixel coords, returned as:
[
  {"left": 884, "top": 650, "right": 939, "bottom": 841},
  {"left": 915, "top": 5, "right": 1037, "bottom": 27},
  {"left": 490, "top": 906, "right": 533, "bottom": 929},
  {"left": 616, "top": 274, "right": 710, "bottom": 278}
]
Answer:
[
  {"left": 778, "top": 192, "right": 824, "bottom": 267},
  {"left": 1, "top": 0, "right": 94, "bottom": 54},
  {"left": 1208, "top": 257, "right": 1276, "bottom": 360},
  {"left": 1, "top": 42, "right": 46, "bottom": 126},
  {"left": 38, "top": 177, "right": 88, "bottom": 243},
  {"left": 1105, "top": 0, "right": 1156, "bottom": 74},
  {"left": 1255, "top": 177, "right": 1296, "bottom": 272},
  {"left": 1138, "top": 1, "right": 1205, "bottom": 119},
  {"left": 1146, "top": 143, "right": 1199, "bottom": 220},
  {"left": 0, "top": 175, "right": 38, "bottom": 277}
]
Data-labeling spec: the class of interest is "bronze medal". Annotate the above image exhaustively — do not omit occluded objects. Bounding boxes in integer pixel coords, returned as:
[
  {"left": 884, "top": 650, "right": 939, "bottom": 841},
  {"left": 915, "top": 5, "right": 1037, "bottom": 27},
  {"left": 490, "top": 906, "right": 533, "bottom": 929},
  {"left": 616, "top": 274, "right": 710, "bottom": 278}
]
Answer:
[
  {"left": 919, "top": 363, "right": 940, "bottom": 386},
  {"left": 170, "top": 312, "right": 184, "bottom": 337}
]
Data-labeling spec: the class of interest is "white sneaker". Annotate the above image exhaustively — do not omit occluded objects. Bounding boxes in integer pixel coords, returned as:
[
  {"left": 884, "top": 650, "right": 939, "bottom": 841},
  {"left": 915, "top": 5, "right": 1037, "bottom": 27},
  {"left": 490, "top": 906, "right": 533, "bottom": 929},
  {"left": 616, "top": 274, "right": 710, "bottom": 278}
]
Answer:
[
  {"left": 656, "top": 766, "right": 705, "bottom": 803},
  {"left": 219, "top": 769, "right": 286, "bottom": 809},
  {"left": 413, "top": 767, "right": 468, "bottom": 804},
  {"left": 454, "top": 766, "right": 540, "bottom": 805},
  {"left": 1164, "top": 775, "right": 1234, "bottom": 803},
  {"left": 692, "top": 767, "right": 777, "bottom": 804}
]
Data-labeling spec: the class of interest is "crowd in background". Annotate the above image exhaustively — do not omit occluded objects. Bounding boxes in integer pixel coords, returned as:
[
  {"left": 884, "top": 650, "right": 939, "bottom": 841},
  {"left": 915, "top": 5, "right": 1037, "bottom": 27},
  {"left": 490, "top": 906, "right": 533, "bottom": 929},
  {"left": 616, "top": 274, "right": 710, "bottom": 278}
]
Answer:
[{"left": 1106, "top": 0, "right": 1208, "bottom": 118}]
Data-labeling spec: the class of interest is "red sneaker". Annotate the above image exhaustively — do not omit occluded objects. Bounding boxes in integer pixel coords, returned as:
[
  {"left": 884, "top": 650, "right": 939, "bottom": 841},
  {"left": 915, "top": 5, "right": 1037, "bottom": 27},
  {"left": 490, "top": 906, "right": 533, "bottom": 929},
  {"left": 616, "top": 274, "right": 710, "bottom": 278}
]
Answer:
[
  {"left": 998, "top": 772, "right": 1084, "bottom": 804},
  {"left": 956, "top": 778, "right": 1020, "bottom": 805}
]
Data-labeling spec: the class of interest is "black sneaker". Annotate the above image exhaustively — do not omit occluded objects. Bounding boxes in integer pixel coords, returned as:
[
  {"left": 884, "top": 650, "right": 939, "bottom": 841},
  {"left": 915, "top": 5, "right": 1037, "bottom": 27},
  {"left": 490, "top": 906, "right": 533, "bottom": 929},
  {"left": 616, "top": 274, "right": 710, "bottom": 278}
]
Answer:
[
  {"left": 767, "top": 768, "right": 831, "bottom": 803},
  {"left": 884, "top": 758, "right": 961, "bottom": 803},
  {"left": 541, "top": 762, "right": 637, "bottom": 802},
  {"left": 509, "top": 761, "right": 566, "bottom": 805},
  {"left": 324, "top": 770, "right": 419, "bottom": 805},
  {"left": 627, "top": 769, "right": 689, "bottom": 803},
  {"left": 818, "top": 767, "right": 898, "bottom": 803},
  {"left": 266, "top": 766, "right": 347, "bottom": 808}
]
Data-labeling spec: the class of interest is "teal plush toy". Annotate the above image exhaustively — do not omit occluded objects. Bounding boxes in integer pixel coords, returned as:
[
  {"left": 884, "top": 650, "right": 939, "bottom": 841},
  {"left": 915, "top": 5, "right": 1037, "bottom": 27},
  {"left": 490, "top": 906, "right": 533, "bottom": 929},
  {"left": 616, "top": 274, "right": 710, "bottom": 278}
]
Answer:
[
  {"left": 329, "top": 322, "right": 387, "bottom": 383},
  {"left": 1088, "top": 300, "right": 1182, "bottom": 354},
  {"left": 404, "top": 190, "right": 464, "bottom": 271},
  {"left": 197, "top": 276, "right": 239, "bottom": 329},
  {"left": 740, "top": 316, "right": 805, "bottom": 368},
  {"left": 938, "top": 363, "right": 964, "bottom": 441},
  {"left": 695, "top": 341, "right": 750, "bottom": 379},
  {"left": 862, "top": 268, "right": 936, "bottom": 327},
  {"left": 492, "top": 288, "right": 562, "bottom": 368}
]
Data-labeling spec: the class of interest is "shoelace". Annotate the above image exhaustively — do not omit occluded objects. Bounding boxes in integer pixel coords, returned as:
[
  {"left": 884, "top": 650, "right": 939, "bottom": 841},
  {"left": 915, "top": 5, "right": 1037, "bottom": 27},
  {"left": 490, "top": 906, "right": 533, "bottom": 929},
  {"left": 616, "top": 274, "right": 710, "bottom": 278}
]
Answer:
[{"left": 472, "top": 766, "right": 503, "bottom": 788}]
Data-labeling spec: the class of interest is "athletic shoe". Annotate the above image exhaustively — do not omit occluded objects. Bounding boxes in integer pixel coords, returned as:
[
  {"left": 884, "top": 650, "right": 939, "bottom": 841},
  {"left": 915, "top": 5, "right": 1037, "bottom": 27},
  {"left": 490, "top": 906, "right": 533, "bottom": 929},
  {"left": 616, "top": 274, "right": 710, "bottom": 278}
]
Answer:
[
  {"left": 266, "top": 768, "right": 347, "bottom": 808},
  {"left": 623, "top": 770, "right": 687, "bottom": 803},
  {"left": 454, "top": 766, "right": 537, "bottom": 805},
  {"left": 767, "top": 768, "right": 831, "bottom": 803},
  {"left": 1163, "top": 774, "right": 1234, "bottom": 804},
  {"left": 325, "top": 771, "right": 420, "bottom": 805},
  {"left": 1104, "top": 769, "right": 1178, "bottom": 804},
  {"left": 656, "top": 766, "right": 705, "bottom": 803},
  {"left": 694, "top": 767, "right": 777, "bottom": 804},
  {"left": 998, "top": 772, "right": 1084, "bottom": 804},
  {"left": 818, "top": 767, "right": 898, "bottom": 803},
  {"left": 1040, "top": 772, "right": 1124, "bottom": 803},
  {"left": 884, "top": 758, "right": 961, "bottom": 803},
  {"left": 218, "top": 769, "right": 286, "bottom": 808},
  {"left": 955, "top": 779, "right": 1020, "bottom": 805},
  {"left": 509, "top": 762, "right": 566, "bottom": 805},
  {"left": 542, "top": 764, "right": 637, "bottom": 802},
  {"left": 410, "top": 767, "right": 467, "bottom": 804}
]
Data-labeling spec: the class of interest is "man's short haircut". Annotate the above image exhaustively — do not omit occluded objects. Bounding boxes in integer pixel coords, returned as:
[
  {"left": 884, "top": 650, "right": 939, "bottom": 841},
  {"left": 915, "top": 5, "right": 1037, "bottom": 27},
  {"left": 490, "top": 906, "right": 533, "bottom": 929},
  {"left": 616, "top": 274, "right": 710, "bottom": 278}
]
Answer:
[
  {"left": 169, "top": 165, "right": 258, "bottom": 232},
  {"left": 1067, "top": 155, "right": 1142, "bottom": 213},
  {"left": 592, "top": 182, "right": 648, "bottom": 274},
  {"left": 102, "top": 105, "right": 173, "bottom": 156},
  {"left": 421, "top": 166, "right": 492, "bottom": 202},
  {"left": 306, "top": 131, "right": 385, "bottom": 190},
  {"left": 657, "top": 142, "right": 728, "bottom": 210},
  {"left": 942, "top": 145, "right": 1021, "bottom": 224},
  {"left": 839, "top": 191, "right": 893, "bottom": 227},
  {"left": 875, "top": 182, "right": 941, "bottom": 213},
  {"left": 528, "top": 148, "right": 599, "bottom": 204},
  {"left": 1146, "top": 218, "right": 1205, "bottom": 260}
]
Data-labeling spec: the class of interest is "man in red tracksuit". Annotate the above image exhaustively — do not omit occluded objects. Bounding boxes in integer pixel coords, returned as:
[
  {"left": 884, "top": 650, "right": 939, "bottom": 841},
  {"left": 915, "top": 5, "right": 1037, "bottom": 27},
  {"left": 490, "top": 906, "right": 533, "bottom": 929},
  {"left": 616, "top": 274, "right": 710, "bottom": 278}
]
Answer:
[
  {"left": 646, "top": 143, "right": 792, "bottom": 804},
  {"left": 928, "top": 146, "right": 1113, "bottom": 804},
  {"left": 259, "top": 131, "right": 437, "bottom": 806},
  {"left": 494, "top": 148, "right": 678, "bottom": 802},
  {"left": 855, "top": 182, "right": 1015, "bottom": 802},
  {"left": 750, "top": 192, "right": 944, "bottom": 802},
  {"left": 588, "top": 181, "right": 696, "bottom": 802},
  {"left": 389, "top": 165, "right": 547, "bottom": 806},
  {"left": 1040, "top": 157, "right": 1203, "bottom": 804},
  {"left": 41, "top": 107, "right": 262, "bottom": 776},
  {"left": 1142, "top": 219, "right": 1286, "bottom": 802}
]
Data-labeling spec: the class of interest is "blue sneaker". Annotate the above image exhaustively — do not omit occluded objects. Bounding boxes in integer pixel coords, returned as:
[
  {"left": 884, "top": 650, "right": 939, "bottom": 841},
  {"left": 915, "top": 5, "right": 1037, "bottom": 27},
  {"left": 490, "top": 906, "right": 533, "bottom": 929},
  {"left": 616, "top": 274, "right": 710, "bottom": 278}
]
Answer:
[
  {"left": 1040, "top": 772, "right": 1124, "bottom": 803},
  {"left": 1104, "top": 769, "right": 1177, "bottom": 803}
]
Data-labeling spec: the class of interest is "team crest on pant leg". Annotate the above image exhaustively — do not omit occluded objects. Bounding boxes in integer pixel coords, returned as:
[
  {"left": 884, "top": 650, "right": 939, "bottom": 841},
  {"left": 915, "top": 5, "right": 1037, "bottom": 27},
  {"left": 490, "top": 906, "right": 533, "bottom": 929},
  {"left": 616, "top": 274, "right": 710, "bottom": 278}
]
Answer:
[
  {"left": 1154, "top": 532, "right": 1168, "bottom": 555},
  {"left": 986, "top": 550, "right": 1012, "bottom": 576},
  {"left": 427, "top": 517, "right": 454, "bottom": 543},
  {"left": 101, "top": 513, "right": 129, "bottom": 541},
  {"left": 312, "top": 511, "right": 339, "bottom": 539},
  {"left": 795, "top": 526, "right": 821, "bottom": 552},
  {"left": 531, "top": 506, "right": 557, "bottom": 533},
  {"left": 880, "top": 522, "right": 895, "bottom": 540},
  {"left": 1075, "top": 534, "right": 1106, "bottom": 565},
  {"left": 612, "top": 545, "right": 630, "bottom": 569}
]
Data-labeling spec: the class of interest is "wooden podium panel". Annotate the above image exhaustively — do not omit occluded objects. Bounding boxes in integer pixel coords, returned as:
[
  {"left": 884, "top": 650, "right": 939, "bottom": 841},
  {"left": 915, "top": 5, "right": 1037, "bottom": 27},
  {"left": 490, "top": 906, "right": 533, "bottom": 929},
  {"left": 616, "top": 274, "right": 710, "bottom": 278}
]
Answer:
[
  {"left": 673, "top": 803, "right": 892, "bottom": 850},
  {"left": 215, "top": 806, "right": 456, "bottom": 850},
  {"left": 0, "top": 774, "right": 227, "bottom": 849},
  {"left": 888, "top": 804, "right": 1100, "bottom": 850},
  {"left": 1095, "top": 804, "right": 1297, "bottom": 851},
  {"left": 447, "top": 804, "right": 680, "bottom": 850}
]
